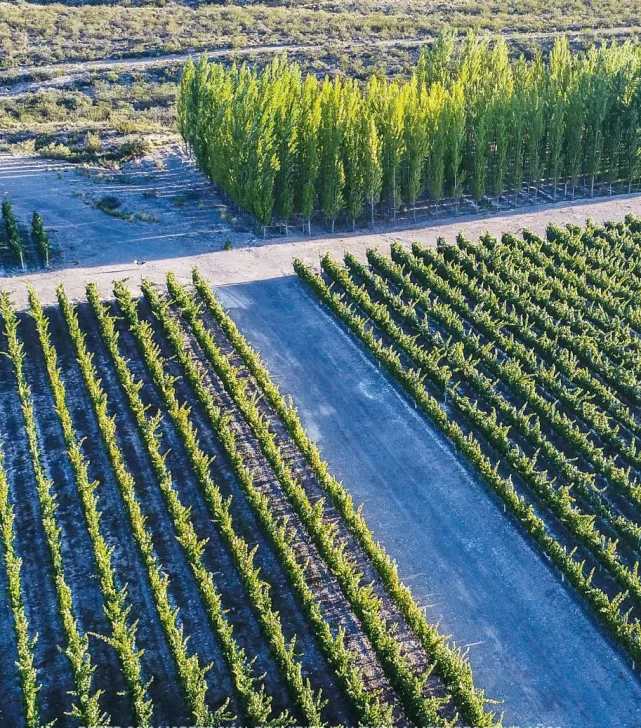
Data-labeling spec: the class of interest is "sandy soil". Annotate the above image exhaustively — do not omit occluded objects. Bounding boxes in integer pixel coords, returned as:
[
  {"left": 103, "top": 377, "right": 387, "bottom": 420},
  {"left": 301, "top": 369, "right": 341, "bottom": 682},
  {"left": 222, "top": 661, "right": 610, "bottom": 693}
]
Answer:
[{"left": 3, "top": 151, "right": 641, "bottom": 310}]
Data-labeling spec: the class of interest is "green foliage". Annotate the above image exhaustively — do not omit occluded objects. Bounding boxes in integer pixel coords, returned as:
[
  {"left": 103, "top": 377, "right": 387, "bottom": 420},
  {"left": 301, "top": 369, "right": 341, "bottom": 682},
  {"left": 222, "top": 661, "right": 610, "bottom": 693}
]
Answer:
[
  {"left": 27, "top": 286, "right": 154, "bottom": 727},
  {"left": 31, "top": 212, "right": 50, "bottom": 267},
  {"left": 1, "top": 294, "right": 108, "bottom": 726},
  {"left": 0, "top": 441, "right": 40, "bottom": 727},
  {"left": 85, "top": 282, "right": 277, "bottom": 728},
  {"left": 179, "top": 36, "right": 641, "bottom": 229},
  {"left": 2, "top": 197, "right": 24, "bottom": 269},
  {"left": 113, "top": 280, "right": 330, "bottom": 727},
  {"left": 58, "top": 284, "right": 230, "bottom": 728}
]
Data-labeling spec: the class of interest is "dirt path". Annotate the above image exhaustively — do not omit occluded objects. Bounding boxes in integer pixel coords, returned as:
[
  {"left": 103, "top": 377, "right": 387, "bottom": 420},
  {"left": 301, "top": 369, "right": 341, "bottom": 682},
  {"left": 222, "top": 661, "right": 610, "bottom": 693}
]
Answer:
[
  {"left": 6, "top": 191, "right": 641, "bottom": 309},
  {"left": 3, "top": 151, "right": 641, "bottom": 309},
  {"left": 2, "top": 24, "right": 639, "bottom": 96}
]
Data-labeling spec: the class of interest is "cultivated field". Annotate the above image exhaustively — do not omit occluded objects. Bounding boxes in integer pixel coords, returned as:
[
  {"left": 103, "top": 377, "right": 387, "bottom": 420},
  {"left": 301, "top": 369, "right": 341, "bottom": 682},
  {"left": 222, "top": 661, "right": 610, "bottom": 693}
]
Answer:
[
  {"left": 5, "top": 0, "right": 641, "bottom": 723},
  {"left": 5, "top": 213, "right": 641, "bottom": 726},
  {"left": 1, "top": 265, "right": 505, "bottom": 726}
]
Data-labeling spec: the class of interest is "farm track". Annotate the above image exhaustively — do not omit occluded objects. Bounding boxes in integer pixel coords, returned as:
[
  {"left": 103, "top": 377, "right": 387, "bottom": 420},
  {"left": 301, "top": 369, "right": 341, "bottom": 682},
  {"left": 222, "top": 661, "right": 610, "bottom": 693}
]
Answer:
[
  {"left": 212, "top": 273, "right": 641, "bottom": 727},
  {"left": 2, "top": 24, "right": 640, "bottom": 93}
]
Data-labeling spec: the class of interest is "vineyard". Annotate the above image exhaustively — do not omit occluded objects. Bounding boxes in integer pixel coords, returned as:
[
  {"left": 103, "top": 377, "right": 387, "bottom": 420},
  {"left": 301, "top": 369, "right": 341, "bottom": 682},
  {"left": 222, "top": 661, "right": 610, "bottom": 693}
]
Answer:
[
  {"left": 295, "top": 213, "right": 641, "bottom": 683},
  {"left": 0, "top": 269, "right": 495, "bottom": 727}
]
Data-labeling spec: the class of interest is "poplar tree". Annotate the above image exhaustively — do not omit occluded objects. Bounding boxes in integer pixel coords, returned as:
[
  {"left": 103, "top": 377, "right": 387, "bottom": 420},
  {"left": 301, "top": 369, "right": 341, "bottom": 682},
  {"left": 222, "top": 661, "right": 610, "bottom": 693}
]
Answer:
[
  {"left": 297, "top": 75, "right": 322, "bottom": 233},
  {"left": 362, "top": 114, "right": 383, "bottom": 227},
  {"left": 401, "top": 79, "right": 430, "bottom": 218},
  {"left": 342, "top": 80, "right": 367, "bottom": 230},
  {"left": 377, "top": 80, "right": 405, "bottom": 221},
  {"left": 526, "top": 53, "right": 546, "bottom": 198},
  {"left": 425, "top": 84, "right": 448, "bottom": 210},
  {"left": 546, "top": 37, "right": 571, "bottom": 198},
  {"left": 583, "top": 49, "right": 610, "bottom": 197},
  {"left": 318, "top": 77, "right": 345, "bottom": 232},
  {"left": 564, "top": 70, "right": 585, "bottom": 197},
  {"left": 445, "top": 81, "right": 466, "bottom": 211}
]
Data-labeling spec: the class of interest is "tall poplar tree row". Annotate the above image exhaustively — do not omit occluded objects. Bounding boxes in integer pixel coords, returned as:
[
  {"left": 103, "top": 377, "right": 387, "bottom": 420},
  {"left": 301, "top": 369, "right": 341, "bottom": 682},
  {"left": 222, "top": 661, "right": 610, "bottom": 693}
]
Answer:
[{"left": 178, "top": 36, "right": 641, "bottom": 230}]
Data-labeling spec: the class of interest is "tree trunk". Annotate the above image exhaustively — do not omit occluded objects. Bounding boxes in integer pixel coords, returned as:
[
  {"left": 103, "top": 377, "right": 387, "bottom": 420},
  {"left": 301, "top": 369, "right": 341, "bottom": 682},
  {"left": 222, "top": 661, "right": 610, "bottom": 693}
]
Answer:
[{"left": 392, "top": 168, "right": 396, "bottom": 222}]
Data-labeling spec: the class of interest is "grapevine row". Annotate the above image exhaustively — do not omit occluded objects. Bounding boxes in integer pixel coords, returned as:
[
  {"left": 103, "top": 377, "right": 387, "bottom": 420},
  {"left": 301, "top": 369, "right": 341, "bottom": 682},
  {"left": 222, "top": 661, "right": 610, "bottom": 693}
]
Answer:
[
  {"left": 27, "top": 286, "right": 153, "bottom": 727},
  {"left": 0, "top": 445, "right": 40, "bottom": 727},
  {"left": 0, "top": 293, "right": 108, "bottom": 727},
  {"left": 112, "top": 280, "right": 337, "bottom": 728},
  {"left": 190, "top": 266, "right": 494, "bottom": 728}
]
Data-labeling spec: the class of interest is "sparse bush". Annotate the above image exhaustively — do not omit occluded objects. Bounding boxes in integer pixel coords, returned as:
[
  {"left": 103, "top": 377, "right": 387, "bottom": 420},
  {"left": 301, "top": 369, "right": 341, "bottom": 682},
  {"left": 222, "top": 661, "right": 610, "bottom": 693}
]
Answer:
[
  {"left": 117, "top": 137, "right": 153, "bottom": 161},
  {"left": 85, "top": 131, "right": 102, "bottom": 154},
  {"left": 95, "top": 195, "right": 121, "bottom": 212}
]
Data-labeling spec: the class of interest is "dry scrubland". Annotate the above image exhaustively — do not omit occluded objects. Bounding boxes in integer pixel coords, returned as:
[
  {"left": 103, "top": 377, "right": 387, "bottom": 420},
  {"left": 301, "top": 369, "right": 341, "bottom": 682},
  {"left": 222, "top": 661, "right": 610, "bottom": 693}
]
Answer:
[{"left": 1, "top": 0, "right": 641, "bottom": 162}]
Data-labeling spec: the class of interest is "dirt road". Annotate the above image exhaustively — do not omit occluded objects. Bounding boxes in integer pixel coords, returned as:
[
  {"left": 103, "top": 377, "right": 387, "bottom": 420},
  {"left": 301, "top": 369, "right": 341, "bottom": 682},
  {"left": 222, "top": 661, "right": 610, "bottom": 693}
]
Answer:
[
  {"left": 3, "top": 152, "right": 641, "bottom": 310},
  {"left": 2, "top": 24, "right": 639, "bottom": 96}
]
